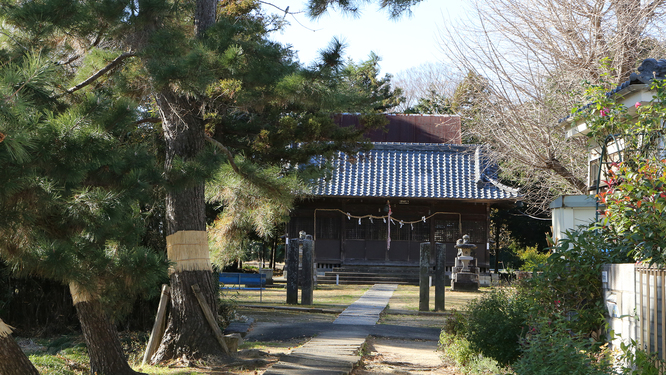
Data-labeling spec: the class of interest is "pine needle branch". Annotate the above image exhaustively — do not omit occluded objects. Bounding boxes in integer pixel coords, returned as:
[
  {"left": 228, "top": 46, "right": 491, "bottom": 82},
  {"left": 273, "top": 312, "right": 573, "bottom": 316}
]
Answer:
[
  {"left": 3, "top": 57, "right": 50, "bottom": 105},
  {"left": 0, "top": 31, "right": 27, "bottom": 51},
  {"left": 206, "top": 136, "right": 287, "bottom": 200},
  {"left": 65, "top": 52, "right": 135, "bottom": 94}
]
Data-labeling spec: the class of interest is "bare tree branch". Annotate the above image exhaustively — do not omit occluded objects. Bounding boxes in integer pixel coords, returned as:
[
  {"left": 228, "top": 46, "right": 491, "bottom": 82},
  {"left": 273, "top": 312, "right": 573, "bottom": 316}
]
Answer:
[
  {"left": 392, "top": 62, "right": 460, "bottom": 112},
  {"left": 134, "top": 117, "right": 161, "bottom": 125},
  {"left": 56, "top": 54, "right": 81, "bottom": 67},
  {"left": 438, "top": 0, "right": 666, "bottom": 212},
  {"left": 65, "top": 52, "right": 135, "bottom": 94},
  {"left": 204, "top": 135, "right": 240, "bottom": 175}
]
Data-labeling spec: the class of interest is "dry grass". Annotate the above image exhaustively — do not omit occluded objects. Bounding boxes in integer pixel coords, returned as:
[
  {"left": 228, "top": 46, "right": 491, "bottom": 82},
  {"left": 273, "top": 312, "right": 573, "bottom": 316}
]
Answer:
[{"left": 227, "top": 283, "right": 488, "bottom": 312}]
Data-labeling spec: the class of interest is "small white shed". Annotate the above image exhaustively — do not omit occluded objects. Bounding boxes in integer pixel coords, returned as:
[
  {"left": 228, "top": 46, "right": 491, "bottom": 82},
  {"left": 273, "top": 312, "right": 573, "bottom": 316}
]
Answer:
[{"left": 550, "top": 194, "right": 599, "bottom": 243}]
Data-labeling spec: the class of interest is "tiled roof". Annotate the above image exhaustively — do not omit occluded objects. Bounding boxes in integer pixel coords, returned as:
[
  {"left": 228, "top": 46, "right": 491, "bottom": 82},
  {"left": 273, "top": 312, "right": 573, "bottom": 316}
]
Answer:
[
  {"left": 312, "top": 143, "right": 520, "bottom": 200},
  {"left": 560, "top": 58, "right": 666, "bottom": 124}
]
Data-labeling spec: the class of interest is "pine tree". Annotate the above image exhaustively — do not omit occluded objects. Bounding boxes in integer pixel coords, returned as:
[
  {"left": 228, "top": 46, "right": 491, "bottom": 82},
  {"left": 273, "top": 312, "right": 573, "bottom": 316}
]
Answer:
[
  {"left": 0, "top": 33, "right": 164, "bottom": 374},
  {"left": 132, "top": 3, "right": 405, "bottom": 362},
  {"left": 307, "top": 0, "right": 422, "bottom": 18},
  {"left": 404, "top": 88, "right": 453, "bottom": 114},
  {"left": 451, "top": 71, "right": 492, "bottom": 144},
  {"left": 0, "top": 46, "right": 45, "bottom": 375}
]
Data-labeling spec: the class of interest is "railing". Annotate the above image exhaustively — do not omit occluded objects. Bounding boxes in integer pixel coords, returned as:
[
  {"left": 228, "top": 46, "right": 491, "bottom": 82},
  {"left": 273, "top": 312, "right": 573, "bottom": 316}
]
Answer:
[{"left": 218, "top": 272, "right": 266, "bottom": 302}]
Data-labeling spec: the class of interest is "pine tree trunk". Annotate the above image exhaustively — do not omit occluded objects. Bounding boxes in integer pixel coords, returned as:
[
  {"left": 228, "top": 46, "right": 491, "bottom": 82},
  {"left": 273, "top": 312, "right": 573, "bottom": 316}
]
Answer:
[
  {"left": 150, "top": 89, "right": 225, "bottom": 363},
  {"left": 194, "top": 0, "right": 216, "bottom": 37},
  {"left": 70, "top": 284, "right": 142, "bottom": 375},
  {"left": 151, "top": 271, "right": 221, "bottom": 361},
  {"left": 144, "top": 0, "right": 224, "bottom": 363},
  {"left": 0, "top": 319, "right": 39, "bottom": 375}
]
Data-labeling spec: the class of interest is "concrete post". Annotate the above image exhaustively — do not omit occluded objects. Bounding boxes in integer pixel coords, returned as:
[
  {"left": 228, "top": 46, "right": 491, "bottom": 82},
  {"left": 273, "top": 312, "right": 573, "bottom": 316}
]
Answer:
[
  {"left": 419, "top": 242, "right": 431, "bottom": 312},
  {"left": 301, "top": 238, "right": 314, "bottom": 305},
  {"left": 286, "top": 238, "right": 299, "bottom": 304},
  {"left": 435, "top": 242, "right": 446, "bottom": 311}
]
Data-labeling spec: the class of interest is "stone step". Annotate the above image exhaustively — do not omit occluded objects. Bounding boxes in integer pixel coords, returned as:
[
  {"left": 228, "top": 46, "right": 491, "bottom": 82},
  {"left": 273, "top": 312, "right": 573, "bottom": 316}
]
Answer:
[
  {"left": 314, "top": 265, "right": 422, "bottom": 285},
  {"left": 320, "top": 273, "right": 417, "bottom": 279},
  {"left": 323, "top": 271, "right": 418, "bottom": 276},
  {"left": 326, "top": 266, "right": 419, "bottom": 275},
  {"left": 317, "top": 279, "right": 416, "bottom": 286},
  {"left": 318, "top": 277, "right": 418, "bottom": 283},
  {"left": 317, "top": 276, "right": 418, "bottom": 286}
]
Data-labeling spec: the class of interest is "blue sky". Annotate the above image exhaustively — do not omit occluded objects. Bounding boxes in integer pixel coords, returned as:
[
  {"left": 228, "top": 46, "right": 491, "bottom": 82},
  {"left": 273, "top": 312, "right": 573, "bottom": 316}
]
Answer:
[{"left": 265, "top": 0, "right": 464, "bottom": 76}]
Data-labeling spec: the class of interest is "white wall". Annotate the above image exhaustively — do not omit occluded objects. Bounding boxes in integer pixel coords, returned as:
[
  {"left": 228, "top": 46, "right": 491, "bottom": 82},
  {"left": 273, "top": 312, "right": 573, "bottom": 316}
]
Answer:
[
  {"left": 550, "top": 195, "right": 599, "bottom": 243},
  {"left": 603, "top": 264, "right": 638, "bottom": 350}
]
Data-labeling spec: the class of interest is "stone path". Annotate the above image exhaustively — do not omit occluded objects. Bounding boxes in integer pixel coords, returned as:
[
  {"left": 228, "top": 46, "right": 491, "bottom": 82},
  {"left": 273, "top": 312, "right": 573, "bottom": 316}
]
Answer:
[
  {"left": 333, "top": 284, "right": 398, "bottom": 325},
  {"left": 263, "top": 284, "right": 398, "bottom": 375}
]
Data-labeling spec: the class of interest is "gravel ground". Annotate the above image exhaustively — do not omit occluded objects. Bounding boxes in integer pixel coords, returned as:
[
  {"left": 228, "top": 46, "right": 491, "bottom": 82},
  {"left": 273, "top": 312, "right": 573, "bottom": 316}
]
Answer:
[
  {"left": 238, "top": 306, "right": 459, "bottom": 374},
  {"left": 352, "top": 337, "right": 461, "bottom": 375}
]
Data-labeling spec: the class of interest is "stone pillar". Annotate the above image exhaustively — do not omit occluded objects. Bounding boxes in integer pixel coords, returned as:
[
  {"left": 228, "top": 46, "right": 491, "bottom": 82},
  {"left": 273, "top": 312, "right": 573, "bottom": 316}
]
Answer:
[
  {"left": 419, "top": 242, "right": 431, "bottom": 312},
  {"left": 301, "top": 238, "right": 314, "bottom": 305},
  {"left": 286, "top": 238, "right": 299, "bottom": 305},
  {"left": 435, "top": 242, "right": 446, "bottom": 311}
]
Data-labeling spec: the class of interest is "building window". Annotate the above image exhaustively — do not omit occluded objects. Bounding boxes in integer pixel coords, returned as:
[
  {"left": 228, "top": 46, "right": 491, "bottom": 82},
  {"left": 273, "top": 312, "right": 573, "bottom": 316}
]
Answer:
[
  {"left": 316, "top": 216, "right": 340, "bottom": 240},
  {"left": 345, "top": 218, "right": 366, "bottom": 240},
  {"left": 589, "top": 145, "right": 623, "bottom": 191},
  {"left": 368, "top": 219, "right": 388, "bottom": 240},
  {"left": 589, "top": 158, "right": 601, "bottom": 190},
  {"left": 391, "top": 222, "right": 410, "bottom": 241},
  {"left": 434, "top": 219, "right": 459, "bottom": 242},
  {"left": 462, "top": 221, "right": 486, "bottom": 243},
  {"left": 290, "top": 217, "right": 313, "bottom": 238},
  {"left": 411, "top": 220, "right": 430, "bottom": 242}
]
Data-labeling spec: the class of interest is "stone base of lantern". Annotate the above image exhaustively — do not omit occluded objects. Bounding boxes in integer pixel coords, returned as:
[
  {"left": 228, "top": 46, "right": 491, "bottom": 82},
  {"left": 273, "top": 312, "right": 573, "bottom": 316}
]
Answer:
[{"left": 451, "top": 272, "right": 479, "bottom": 292}]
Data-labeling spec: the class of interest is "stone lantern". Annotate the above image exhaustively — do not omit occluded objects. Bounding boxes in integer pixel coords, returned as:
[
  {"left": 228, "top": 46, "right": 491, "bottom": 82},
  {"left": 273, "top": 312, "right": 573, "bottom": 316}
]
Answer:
[{"left": 451, "top": 235, "right": 479, "bottom": 291}]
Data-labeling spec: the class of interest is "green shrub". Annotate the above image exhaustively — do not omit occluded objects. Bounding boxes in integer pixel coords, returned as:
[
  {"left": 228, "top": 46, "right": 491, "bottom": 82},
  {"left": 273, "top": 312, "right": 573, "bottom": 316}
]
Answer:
[
  {"left": 580, "top": 78, "right": 666, "bottom": 265},
  {"left": 464, "top": 288, "right": 528, "bottom": 366},
  {"left": 464, "top": 355, "right": 506, "bottom": 375},
  {"left": 514, "top": 319, "right": 614, "bottom": 375},
  {"left": 442, "top": 309, "right": 467, "bottom": 336},
  {"left": 439, "top": 331, "right": 476, "bottom": 368},
  {"left": 218, "top": 291, "right": 238, "bottom": 328},
  {"left": 516, "top": 246, "right": 549, "bottom": 272},
  {"left": 521, "top": 227, "right": 613, "bottom": 338},
  {"left": 617, "top": 338, "right": 665, "bottom": 375},
  {"left": 597, "top": 157, "right": 666, "bottom": 265},
  {"left": 440, "top": 329, "right": 509, "bottom": 375}
]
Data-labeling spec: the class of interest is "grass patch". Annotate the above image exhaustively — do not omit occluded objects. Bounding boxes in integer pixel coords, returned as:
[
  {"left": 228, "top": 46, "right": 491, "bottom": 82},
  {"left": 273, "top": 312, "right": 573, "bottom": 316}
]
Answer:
[
  {"left": 386, "top": 285, "right": 490, "bottom": 312},
  {"left": 28, "top": 336, "right": 89, "bottom": 375},
  {"left": 24, "top": 283, "right": 496, "bottom": 374},
  {"left": 224, "top": 284, "right": 370, "bottom": 309},
  {"left": 239, "top": 341, "right": 294, "bottom": 350},
  {"left": 229, "top": 283, "right": 489, "bottom": 312},
  {"left": 30, "top": 353, "right": 86, "bottom": 375}
]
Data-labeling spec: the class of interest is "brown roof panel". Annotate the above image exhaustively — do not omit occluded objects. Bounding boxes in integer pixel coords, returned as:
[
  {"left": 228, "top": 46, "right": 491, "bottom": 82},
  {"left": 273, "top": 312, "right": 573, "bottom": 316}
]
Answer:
[{"left": 334, "top": 114, "right": 461, "bottom": 144}]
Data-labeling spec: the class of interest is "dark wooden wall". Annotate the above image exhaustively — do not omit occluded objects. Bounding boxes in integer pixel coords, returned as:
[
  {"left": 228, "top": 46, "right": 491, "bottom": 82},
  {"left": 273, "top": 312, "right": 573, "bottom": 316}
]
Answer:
[{"left": 288, "top": 198, "right": 492, "bottom": 270}]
